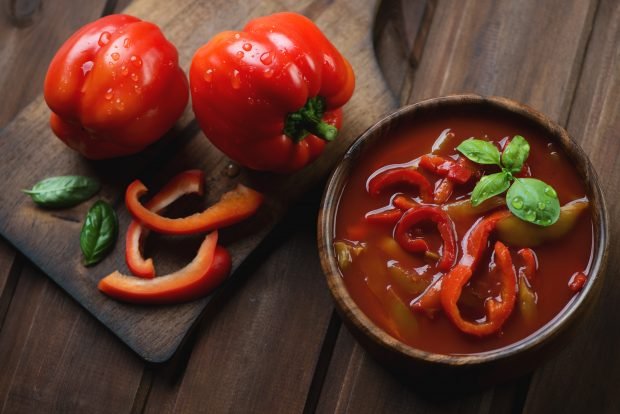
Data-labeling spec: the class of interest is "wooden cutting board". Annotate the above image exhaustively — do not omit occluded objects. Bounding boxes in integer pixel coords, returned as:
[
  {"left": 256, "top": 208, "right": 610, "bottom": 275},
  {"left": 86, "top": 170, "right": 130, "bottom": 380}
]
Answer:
[{"left": 0, "top": 0, "right": 395, "bottom": 362}]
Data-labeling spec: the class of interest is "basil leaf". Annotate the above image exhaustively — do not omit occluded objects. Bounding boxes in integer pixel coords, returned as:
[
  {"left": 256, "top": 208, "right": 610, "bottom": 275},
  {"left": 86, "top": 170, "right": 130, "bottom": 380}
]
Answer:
[
  {"left": 501, "top": 135, "right": 530, "bottom": 173},
  {"left": 471, "top": 172, "right": 512, "bottom": 206},
  {"left": 506, "top": 178, "right": 560, "bottom": 226},
  {"left": 23, "top": 175, "right": 100, "bottom": 208},
  {"left": 456, "top": 138, "right": 501, "bottom": 166},
  {"left": 80, "top": 200, "right": 118, "bottom": 266}
]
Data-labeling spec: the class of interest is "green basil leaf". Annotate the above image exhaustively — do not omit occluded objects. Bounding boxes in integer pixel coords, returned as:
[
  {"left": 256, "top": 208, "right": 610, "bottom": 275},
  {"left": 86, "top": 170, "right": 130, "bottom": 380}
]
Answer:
[
  {"left": 80, "top": 200, "right": 118, "bottom": 266},
  {"left": 470, "top": 172, "right": 512, "bottom": 206},
  {"left": 501, "top": 135, "right": 530, "bottom": 173},
  {"left": 23, "top": 175, "right": 100, "bottom": 208},
  {"left": 456, "top": 138, "right": 501, "bottom": 166},
  {"left": 506, "top": 178, "right": 560, "bottom": 226}
]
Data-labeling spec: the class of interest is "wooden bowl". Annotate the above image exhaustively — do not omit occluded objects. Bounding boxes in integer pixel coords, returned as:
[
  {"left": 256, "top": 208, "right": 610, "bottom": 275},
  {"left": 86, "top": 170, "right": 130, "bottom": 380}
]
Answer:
[{"left": 317, "top": 94, "right": 609, "bottom": 389}]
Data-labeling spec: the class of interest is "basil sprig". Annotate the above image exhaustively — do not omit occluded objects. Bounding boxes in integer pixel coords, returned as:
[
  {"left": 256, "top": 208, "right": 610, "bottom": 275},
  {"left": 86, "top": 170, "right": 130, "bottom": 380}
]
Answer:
[
  {"left": 80, "top": 200, "right": 118, "bottom": 266},
  {"left": 23, "top": 175, "right": 100, "bottom": 208},
  {"left": 457, "top": 135, "right": 560, "bottom": 226}
]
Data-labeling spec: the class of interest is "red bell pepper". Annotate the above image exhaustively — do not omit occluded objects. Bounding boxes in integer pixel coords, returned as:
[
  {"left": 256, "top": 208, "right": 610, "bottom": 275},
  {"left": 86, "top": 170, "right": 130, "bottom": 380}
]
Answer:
[
  {"left": 394, "top": 206, "right": 457, "bottom": 271},
  {"left": 99, "top": 231, "right": 231, "bottom": 304},
  {"left": 433, "top": 178, "right": 454, "bottom": 204},
  {"left": 439, "top": 210, "right": 517, "bottom": 336},
  {"left": 392, "top": 195, "right": 419, "bottom": 211},
  {"left": 189, "top": 12, "right": 355, "bottom": 173},
  {"left": 125, "top": 170, "right": 205, "bottom": 278},
  {"left": 441, "top": 241, "right": 517, "bottom": 336},
  {"left": 517, "top": 248, "right": 537, "bottom": 283},
  {"left": 569, "top": 272, "right": 587, "bottom": 292},
  {"left": 125, "top": 179, "right": 263, "bottom": 235},
  {"left": 367, "top": 168, "right": 433, "bottom": 203},
  {"left": 419, "top": 155, "right": 473, "bottom": 184},
  {"left": 44, "top": 14, "right": 188, "bottom": 159}
]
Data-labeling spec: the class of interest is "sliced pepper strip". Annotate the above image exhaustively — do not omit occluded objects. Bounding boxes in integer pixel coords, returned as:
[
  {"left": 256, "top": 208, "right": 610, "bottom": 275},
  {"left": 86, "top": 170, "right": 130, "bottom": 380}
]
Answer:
[
  {"left": 441, "top": 241, "right": 517, "bottom": 337},
  {"left": 126, "top": 170, "right": 205, "bottom": 278},
  {"left": 394, "top": 206, "right": 457, "bottom": 272},
  {"left": 367, "top": 167, "right": 433, "bottom": 203},
  {"left": 433, "top": 178, "right": 454, "bottom": 204},
  {"left": 126, "top": 181, "right": 263, "bottom": 235},
  {"left": 99, "top": 231, "right": 231, "bottom": 304},
  {"left": 411, "top": 279, "right": 443, "bottom": 318},
  {"left": 419, "top": 155, "right": 472, "bottom": 184},
  {"left": 517, "top": 248, "right": 537, "bottom": 283},
  {"left": 569, "top": 272, "right": 587, "bottom": 292}
]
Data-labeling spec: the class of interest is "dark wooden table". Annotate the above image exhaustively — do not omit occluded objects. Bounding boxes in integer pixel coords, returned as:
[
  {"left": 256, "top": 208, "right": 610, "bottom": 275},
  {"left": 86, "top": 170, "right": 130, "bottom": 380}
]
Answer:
[{"left": 1, "top": 0, "right": 618, "bottom": 412}]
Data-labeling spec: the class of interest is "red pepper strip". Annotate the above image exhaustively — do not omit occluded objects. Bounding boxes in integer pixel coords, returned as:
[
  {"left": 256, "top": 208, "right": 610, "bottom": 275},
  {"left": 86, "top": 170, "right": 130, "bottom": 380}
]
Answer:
[
  {"left": 441, "top": 241, "right": 517, "bottom": 337},
  {"left": 419, "top": 155, "right": 472, "bottom": 184},
  {"left": 411, "top": 279, "right": 443, "bottom": 318},
  {"left": 126, "top": 170, "right": 205, "bottom": 278},
  {"left": 392, "top": 195, "right": 419, "bottom": 211},
  {"left": 394, "top": 206, "right": 457, "bottom": 272},
  {"left": 433, "top": 178, "right": 454, "bottom": 204},
  {"left": 517, "top": 248, "right": 537, "bottom": 283},
  {"left": 569, "top": 272, "right": 587, "bottom": 292},
  {"left": 126, "top": 181, "right": 263, "bottom": 235},
  {"left": 99, "top": 232, "right": 232, "bottom": 304},
  {"left": 367, "top": 167, "right": 433, "bottom": 203},
  {"left": 365, "top": 208, "right": 403, "bottom": 225}
]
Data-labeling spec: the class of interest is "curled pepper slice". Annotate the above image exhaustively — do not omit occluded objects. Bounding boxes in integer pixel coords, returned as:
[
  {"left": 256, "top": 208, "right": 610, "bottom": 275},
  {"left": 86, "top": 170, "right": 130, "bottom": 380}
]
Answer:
[
  {"left": 367, "top": 168, "right": 433, "bottom": 203},
  {"left": 99, "top": 231, "right": 231, "bottom": 304},
  {"left": 394, "top": 206, "right": 457, "bottom": 272},
  {"left": 126, "top": 170, "right": 205, "bottom": 278},
  {"left": 441, "top": 241, "right": 517, "bottom": 337},
  {"left": 126, "top": 180, "right": 263, "bottom": 235}
]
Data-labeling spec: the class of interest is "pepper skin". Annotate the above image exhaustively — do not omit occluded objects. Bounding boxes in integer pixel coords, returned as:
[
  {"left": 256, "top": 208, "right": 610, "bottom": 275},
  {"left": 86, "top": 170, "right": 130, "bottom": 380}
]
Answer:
[
  {"left": 99, "top": 232, "right": 232, "bottom": 304},
  {"left": 44, "top": 14, "right": 188, "bottom": 159},
  {"left": 189, "top": 12, "right": 355, "bottom": 173},
  {"left": 126, "top": 179, "right": 263, "bottom": 235},
  {"left": 125, "top": 170, "right": 205, "bottom": 278},
  {"left": 367, "top": 168, "right": 433, "bottom": 203},
  {"left": 394, "top": 206, "right": 457, "bottom": 272},
  {"left": 441, "top": 241, "right": 517, "bottom": 337}
]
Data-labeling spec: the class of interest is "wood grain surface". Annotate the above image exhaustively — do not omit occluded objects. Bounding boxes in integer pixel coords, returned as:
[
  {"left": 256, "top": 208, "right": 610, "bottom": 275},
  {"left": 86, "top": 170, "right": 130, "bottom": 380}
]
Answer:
[
  {"left": 0, "top": 0, "right": 619, "bottom": 413},
  {"left": 0, "top": 0, "right": 395, "bottom": 362}
]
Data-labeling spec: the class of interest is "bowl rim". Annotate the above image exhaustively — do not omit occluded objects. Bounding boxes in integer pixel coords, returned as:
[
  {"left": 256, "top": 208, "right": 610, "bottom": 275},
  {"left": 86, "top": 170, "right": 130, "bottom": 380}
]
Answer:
[{"left": 318, "top": 93, "right": 609, "bottom": 366}]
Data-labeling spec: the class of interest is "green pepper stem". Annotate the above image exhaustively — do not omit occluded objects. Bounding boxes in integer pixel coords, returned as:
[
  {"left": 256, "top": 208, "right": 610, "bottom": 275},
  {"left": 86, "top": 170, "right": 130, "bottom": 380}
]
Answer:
[{"left": 284, "top": 96, "right": 339, "bottom": 143}]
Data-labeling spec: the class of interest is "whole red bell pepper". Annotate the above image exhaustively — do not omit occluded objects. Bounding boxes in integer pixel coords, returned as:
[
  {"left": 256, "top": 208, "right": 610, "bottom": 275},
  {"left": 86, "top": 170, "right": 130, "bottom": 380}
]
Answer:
[
  {"left": 189, "top": 12, "right": 355, "bottom": 173},
  {"left": 44, "top": 14, "right": 188, "bottom": 159}
]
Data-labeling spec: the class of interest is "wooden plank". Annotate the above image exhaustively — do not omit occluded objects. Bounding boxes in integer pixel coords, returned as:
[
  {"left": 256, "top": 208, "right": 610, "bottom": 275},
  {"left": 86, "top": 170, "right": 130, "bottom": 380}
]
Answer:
[
  {"left": 316, "top": 328, "right": 529, "bottom": 414},
  {"left": 0, "top": 2, "right": 147, "bottom": 413},
  {"left": 0, "top": 0, "right": 395, "bottom": 361},
  {"left": 523, "top": 0, "right": 620, "bottom": 412},
  {"left": 316, "top": 0, "right": 598, "bottom": 411},
  {"left": 0, "top": 264, "right": 145, "bottom": 414},
  {"left": 142, "top": 186, "right": 336, "bottom": 413}
]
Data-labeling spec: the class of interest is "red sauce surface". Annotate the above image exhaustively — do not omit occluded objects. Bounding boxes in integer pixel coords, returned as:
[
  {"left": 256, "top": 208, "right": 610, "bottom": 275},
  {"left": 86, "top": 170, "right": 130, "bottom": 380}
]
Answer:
[{"left": 334, "top": 109, "right": 593, "bottom": 355}]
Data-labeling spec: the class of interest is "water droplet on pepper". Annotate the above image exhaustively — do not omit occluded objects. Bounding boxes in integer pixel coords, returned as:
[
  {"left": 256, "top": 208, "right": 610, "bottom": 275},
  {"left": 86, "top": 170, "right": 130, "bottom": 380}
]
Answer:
[
  {"left": 98, "top": 32, "right": 111, "bottom": 46},
  {"left": 203, "top": 68, "right": 213, "bottom": 82},
  {"left": 242, "top": 43, "right": 252, "bottom": 51},
  {"left": 111, "top": 52, "right": 120, "bottom": 61},
  {"left": 236, "top": 51, "right": 244, "bottom": 59},
  {"left": 231, "top": 69, "right": 241, "bottom": 89},
  {"left": 123, "top": 38, "right": 131, "bottom": 48},
  {"left": 260, "top": 51, "right": 273, "bottom": 65},
  {"left": 130, "top": 55, "right": 142, "bottom": 67}
]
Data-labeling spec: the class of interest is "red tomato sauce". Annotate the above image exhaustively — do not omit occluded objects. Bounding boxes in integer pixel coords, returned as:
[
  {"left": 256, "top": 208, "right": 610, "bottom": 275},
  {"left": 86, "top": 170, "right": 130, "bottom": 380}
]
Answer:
[{"left": 334, "top": 109, "right": 593, "bottom": 355}]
